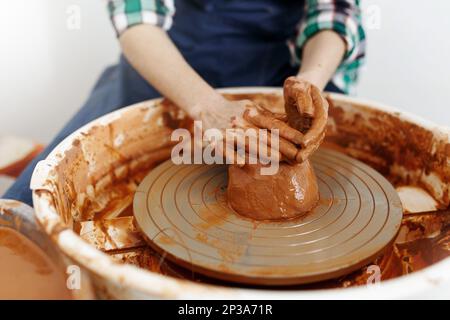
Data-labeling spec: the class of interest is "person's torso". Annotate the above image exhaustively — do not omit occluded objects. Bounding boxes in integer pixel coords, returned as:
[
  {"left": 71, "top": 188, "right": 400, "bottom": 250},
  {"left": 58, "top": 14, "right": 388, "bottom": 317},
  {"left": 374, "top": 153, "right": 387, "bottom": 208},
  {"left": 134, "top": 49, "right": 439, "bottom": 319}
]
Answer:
[{"left": 168, "top": 0, "right": 305, "bottom": 87}]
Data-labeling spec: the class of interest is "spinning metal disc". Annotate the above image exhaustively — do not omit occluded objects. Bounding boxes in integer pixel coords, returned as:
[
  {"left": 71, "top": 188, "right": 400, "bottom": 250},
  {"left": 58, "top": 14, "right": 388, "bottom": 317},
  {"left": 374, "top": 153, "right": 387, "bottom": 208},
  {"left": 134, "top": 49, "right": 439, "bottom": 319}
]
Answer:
[{"left": 134, "top": 148, "right": 403, "bottom": 285}]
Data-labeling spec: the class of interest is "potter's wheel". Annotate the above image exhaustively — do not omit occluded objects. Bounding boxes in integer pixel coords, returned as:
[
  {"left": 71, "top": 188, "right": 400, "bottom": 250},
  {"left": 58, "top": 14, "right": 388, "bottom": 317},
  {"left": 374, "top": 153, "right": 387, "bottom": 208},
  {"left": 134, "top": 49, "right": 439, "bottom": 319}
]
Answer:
[{"left": 134, "top": 148, "right": 403, "bottom": 285}]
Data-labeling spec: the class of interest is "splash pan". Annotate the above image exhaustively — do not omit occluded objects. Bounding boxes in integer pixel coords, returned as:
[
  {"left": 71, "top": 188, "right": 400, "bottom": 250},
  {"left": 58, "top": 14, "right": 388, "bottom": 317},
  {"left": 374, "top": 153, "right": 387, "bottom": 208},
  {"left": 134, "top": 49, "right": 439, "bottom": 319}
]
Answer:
[{"left": 30, "top": 88, "right": 449, "bottom": 299}]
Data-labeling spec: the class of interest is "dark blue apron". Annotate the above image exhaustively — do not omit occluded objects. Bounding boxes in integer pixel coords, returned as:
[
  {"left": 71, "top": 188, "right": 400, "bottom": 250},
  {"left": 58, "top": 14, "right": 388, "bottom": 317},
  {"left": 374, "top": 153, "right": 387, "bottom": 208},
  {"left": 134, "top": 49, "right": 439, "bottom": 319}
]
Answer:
[{"left": 5, "top": 0, "right": 342, "bottom": 206}]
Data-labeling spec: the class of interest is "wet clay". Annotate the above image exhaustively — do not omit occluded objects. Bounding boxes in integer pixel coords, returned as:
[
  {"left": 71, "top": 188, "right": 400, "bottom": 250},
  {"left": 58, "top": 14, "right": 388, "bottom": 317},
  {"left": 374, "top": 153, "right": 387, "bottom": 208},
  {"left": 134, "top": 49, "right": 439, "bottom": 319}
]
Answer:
[
  {"left": 227, "top": 161, "right": 319, "bottom": 220},
  {"left": 0, "top": 228, "right": 71, "bottom": 299},
  {"left": 227, "top": 78, "right": 325, "bottom": 221},
  {"left": 33, "top": 89, "right": 449, "bottom": 290}
]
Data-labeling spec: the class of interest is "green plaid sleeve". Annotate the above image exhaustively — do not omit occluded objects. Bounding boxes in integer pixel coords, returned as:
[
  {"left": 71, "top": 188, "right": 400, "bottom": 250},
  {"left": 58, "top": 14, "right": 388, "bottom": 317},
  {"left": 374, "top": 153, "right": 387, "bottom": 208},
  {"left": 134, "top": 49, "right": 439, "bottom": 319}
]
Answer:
[
  {"left": 296, "top": 0, "right": 366, "bottom": 94},
  {"left": 107, "top": 0, "right": 175, "bottom": 37}
]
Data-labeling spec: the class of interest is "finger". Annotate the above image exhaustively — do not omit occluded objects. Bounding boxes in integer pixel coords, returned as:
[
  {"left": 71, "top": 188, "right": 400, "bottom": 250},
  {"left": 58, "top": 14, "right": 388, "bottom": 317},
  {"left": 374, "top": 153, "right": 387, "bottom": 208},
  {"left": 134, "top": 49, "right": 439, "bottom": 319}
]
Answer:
[
  {"left": 302, "top": 92, "right": 328, "bottom": 146},
  {"left": 311, "top": 85, "right": 326, "bottom": 113},
  {"left": 222, "top": 142, "right": 262, "bottom": 166},
  {"left": 284, "top": 77, "right": 314, "bottom": 116},
  {"left": 254, "top": 130, "right": 283, "bottom": 164},
  {"left": 297, "top": 85, "right": 316, "bottom": 132},
  {"left": 225, "top": 128, "right": 281, "bottom": 164},
  {"left": 284, "top": 77, "right": 314, "bottom": 132},
  {"left": 224, "top": 129, "right": 256, "bottom": 162},
  {"left": 298, "top": 82, "right": 314, "bottom": 117},
  {"left": 295, "top": 93, "right": 329, "bottom": 163},
  {"left": 216, "top": 139, "right": 246, "bottom": 166},
  {"left": 296, "top": 131, "right": 326, "bottom": 163},
  {"left": 284, "top": 77, "right": 303, "bottom": 131},
  {"left": 255, "top": 126, "right": 297, "bottom": 160},
  {"left": 236, "top": 123, "right": 295, "bottom": 161},
  {"left": 255, "top": 104, "right": 288, "bottom": 122},
  {"left": 230, "top": 114, "right": 253, "bottom": 129},
  {"left": 243, "top": 108, "right": 304, "bottom": 146},
  {"left": 273, "top": 135, "right": 298, "bottom": 160}
]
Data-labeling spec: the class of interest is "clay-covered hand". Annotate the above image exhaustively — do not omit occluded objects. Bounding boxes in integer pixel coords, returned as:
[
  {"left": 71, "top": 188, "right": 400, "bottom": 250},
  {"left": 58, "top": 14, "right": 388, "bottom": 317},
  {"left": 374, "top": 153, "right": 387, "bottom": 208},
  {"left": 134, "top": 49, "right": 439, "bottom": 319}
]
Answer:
[
  {"left": 198, "top": 98, "right": 305, "bottom": 164},
  {"left": 283, "top": 76, "right": 329, "bottom": 162},
  {"left": 229, "top": 77, "right": 329, "bottom": 164},
  {"left": 197, "top": 78, "right": 328, "bottom": 165}
]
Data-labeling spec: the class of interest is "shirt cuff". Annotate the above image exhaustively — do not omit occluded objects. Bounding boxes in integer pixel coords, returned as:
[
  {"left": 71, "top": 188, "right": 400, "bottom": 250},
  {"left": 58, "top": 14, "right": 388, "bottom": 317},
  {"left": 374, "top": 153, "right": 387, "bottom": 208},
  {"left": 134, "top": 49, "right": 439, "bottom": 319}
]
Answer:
[
  {"left": 296, "top": 0, "right": 366, "bottom": 68},
  {"left": 108, "top": 0, "right": 175, "bottom": 37}
]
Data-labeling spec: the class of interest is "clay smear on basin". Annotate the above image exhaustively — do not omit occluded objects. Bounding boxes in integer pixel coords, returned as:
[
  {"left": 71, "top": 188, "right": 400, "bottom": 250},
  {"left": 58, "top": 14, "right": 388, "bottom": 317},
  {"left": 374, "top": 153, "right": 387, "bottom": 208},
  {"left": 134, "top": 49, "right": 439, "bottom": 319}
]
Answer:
[
  {"left": 0, "top": 228, "right": 71, "bottom": 299},
  {"left": 36, "top": 93, "right": 449, "bottom": 289}
]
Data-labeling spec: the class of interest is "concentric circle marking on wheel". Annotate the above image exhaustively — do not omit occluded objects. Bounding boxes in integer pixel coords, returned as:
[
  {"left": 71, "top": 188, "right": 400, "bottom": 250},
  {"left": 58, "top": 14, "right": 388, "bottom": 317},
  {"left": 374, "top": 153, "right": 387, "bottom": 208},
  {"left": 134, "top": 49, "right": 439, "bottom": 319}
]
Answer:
[{"left": 134, "top": 148, "right": 403, "bottom": 285}]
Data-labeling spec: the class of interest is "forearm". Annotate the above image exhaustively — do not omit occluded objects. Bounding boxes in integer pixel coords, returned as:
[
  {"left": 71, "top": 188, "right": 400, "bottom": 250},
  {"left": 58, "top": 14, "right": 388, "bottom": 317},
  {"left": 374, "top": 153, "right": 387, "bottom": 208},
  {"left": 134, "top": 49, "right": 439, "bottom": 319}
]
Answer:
[
  {"left": 120, "top": 24, "right": 224, "bottom": 119},
  {"left": 297, "top": 30, "right": 346, "bottom": 90}
]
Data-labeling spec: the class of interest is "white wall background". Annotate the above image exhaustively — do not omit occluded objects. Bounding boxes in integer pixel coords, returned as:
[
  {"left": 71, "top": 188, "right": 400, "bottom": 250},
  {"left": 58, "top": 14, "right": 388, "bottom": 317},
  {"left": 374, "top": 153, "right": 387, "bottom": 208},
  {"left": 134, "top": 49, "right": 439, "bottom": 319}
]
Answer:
[
  {"left": 0, "top": 0, "right": 449, "bottom": 144},
  {"left": 0, "top": 0, "right": 118, "bottom": 143}
]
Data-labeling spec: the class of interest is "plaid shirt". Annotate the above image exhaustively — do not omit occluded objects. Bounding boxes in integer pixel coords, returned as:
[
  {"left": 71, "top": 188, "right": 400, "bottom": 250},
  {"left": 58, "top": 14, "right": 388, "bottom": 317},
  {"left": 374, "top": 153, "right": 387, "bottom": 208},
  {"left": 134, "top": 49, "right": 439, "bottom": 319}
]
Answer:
[{"left": 108, "top": 0, "right": 365, "bottom": 94}]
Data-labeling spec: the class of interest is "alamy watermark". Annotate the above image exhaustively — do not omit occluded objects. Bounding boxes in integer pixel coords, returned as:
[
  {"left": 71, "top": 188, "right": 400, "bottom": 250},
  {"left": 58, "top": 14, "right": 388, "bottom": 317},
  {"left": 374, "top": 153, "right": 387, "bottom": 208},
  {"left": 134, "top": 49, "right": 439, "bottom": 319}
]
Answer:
[
  {"left": 170, "top": 121, "right": 281, "bottom": 175},
  {"left": 366, "top": 265, "right": 381, "bottom": 286},
  {"left": 66, "top": 4, "right": 81, "bottom": 30},
  {"left": 364, "top": 4, "right": 382, "bottom": 30},
  {"left": 66, "top": 265, "right": 81, "bottom": 290}
]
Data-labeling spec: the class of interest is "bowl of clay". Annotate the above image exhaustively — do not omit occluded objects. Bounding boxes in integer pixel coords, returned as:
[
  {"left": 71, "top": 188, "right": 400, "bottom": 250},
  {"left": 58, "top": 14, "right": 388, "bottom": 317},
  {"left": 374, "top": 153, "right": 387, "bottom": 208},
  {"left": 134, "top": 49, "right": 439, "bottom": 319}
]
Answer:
[
  {"left": 30, "top": 88, "right": 450, "bottom": 299},
  {"left": 0, "top": 200, "right": 94, "bottom": 299}
]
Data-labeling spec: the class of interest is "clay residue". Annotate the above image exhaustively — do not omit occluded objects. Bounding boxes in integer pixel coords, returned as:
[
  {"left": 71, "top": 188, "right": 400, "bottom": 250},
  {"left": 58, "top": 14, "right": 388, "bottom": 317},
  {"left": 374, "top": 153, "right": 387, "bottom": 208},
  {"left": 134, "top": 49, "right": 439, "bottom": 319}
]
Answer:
[
  {"left": 325, "top": 97, "right": 450, "bottom": 208},
  {"left": 0, "top": 228, "right": 71, "bottom": 299},
  {"left": 79, "top": 216, "right": 145, "bottom": 252},
  {"left": 109, "top": 247, "right": 198, "bottom": 280},
  {"left": 197, "top": 203, "right": 229, "bottom": 229},
  {"left": 32, "top": 92, "right": 449, "bottom": 290},
  {"left": 41, "top": 100, "right": 190, "bottom": 224},
  {"left": 100, "top": 205, "right": 450, "bottom": 289},
  {"left": 329, "top": 209, "right": 450, "bottom": 288}
]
